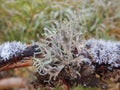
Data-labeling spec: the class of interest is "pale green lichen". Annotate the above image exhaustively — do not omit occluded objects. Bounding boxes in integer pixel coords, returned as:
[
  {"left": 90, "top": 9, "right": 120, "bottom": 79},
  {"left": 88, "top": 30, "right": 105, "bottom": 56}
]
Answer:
[{"left": 32, "top": 18, "right": 84, "bottom": 81}]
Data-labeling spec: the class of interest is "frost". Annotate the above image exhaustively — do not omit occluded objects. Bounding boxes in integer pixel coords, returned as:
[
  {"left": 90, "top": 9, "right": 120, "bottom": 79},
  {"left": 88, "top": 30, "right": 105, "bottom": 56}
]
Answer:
[
  {"left": 0, "top": 41, "right": 27, "bottom": 61},
  {"left": 84, "top": 39, "right": 120, "bottom": 67}
]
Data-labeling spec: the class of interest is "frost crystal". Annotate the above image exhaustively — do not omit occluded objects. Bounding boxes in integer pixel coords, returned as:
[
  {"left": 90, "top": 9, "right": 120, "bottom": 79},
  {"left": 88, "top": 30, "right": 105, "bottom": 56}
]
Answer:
[
  {"left": 0, "top": 41, "right": 27, "bottom": 61},
  {"left": 83, "top": 39, "right": 120, "bottom": 67}
]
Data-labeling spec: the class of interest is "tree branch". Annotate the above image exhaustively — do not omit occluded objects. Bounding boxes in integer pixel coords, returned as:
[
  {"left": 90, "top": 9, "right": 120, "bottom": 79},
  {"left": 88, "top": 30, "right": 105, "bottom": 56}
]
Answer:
[{"left": 0, "top": 60, "right": 33, "bottom": 71}]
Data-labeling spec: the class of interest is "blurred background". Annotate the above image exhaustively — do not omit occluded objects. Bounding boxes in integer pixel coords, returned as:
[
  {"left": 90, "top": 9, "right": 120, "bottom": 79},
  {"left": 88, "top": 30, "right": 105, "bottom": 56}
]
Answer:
[
  {"left": 0, "top": 0, "right": 120, "bottom": 43},
  {"left": 0, "top": 0, "right": 120, "bottom": 90}
]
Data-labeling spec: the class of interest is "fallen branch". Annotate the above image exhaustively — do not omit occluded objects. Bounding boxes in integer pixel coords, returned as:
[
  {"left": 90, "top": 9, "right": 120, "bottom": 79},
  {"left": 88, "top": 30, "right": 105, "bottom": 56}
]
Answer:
[{"left": 0, "top": 60, "right": 33, "bottom": 71}]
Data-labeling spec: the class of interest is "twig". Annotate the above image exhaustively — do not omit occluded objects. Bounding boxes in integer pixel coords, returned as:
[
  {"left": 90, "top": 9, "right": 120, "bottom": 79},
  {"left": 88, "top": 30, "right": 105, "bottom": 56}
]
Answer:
[{"left": 0, "top": 60, "right": 33, "bottom": 71}]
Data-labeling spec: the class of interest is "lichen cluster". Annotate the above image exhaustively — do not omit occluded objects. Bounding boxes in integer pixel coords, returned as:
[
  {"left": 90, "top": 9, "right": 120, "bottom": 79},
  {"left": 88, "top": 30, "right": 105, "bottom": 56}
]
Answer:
[{"left": 31, "top": 20, "right": 86, "bottom": 87}]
